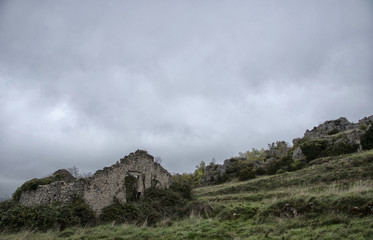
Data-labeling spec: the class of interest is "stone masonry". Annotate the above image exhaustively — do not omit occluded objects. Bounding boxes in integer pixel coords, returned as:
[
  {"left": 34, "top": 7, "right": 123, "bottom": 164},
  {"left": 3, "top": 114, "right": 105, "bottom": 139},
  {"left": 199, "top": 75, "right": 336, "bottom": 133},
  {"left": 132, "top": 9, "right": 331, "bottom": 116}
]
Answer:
[{"left": 19, "top": 150, "right": 172, "bottom": 215}]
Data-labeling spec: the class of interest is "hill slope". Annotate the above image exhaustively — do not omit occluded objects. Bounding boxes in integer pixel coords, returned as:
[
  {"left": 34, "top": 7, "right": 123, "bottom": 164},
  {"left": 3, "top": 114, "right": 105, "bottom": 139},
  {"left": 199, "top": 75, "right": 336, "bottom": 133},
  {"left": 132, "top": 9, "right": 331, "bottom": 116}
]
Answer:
[{"left": 1, "top": 149, "right": 372, "bottom": 239}]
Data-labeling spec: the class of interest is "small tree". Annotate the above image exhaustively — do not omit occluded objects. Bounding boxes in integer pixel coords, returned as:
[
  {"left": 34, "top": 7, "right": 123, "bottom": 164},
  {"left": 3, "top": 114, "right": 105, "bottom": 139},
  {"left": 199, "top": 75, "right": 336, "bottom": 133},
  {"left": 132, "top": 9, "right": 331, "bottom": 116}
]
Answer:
[
  {"left": 192, "top": 161, "right": 206, "bottom": 186},
  {"left": 239, "top": 148, "right": 266, "bottom": 162}
]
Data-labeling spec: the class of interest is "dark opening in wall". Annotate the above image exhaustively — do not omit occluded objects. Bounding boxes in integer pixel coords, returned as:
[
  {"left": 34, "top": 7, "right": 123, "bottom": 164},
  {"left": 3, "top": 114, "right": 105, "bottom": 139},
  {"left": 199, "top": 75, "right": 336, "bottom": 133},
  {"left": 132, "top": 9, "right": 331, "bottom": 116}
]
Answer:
[{"left": 125, "top": 174, "right": 140, "bottom": 202}]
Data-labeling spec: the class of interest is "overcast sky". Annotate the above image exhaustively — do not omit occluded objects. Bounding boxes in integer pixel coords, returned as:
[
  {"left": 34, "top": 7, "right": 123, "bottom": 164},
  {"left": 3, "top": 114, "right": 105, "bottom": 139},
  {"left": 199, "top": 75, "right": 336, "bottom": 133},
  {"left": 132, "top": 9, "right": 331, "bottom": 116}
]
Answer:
[{"left": 0, "top": 0, "right": 372, "bottom": 198}]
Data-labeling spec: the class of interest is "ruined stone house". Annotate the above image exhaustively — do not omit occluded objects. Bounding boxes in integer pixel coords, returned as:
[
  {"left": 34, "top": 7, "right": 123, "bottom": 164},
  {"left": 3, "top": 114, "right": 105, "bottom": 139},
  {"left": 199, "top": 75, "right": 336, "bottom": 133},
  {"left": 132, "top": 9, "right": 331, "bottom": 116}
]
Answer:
[{"left": 18, "top": 150, "right": 172, "bottom": 215}]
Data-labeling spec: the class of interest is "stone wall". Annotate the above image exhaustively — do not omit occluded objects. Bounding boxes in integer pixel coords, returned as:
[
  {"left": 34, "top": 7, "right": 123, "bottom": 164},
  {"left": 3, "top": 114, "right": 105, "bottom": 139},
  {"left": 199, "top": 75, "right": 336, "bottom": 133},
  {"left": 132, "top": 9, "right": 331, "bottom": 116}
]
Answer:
[
  {"left": 19, "top": 150, "right": 172, "bottom": 215},
  {"left": 83, "top": 150, "right": 172, "bottom": 214}
]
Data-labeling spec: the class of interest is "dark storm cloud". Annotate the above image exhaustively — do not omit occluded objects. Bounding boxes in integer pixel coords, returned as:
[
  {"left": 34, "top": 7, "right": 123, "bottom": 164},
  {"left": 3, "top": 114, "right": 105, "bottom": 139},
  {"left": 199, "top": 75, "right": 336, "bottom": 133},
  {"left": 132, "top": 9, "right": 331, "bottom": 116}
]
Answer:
[{"left": 1, "top": 0, "right": 372, "bottom": 197}]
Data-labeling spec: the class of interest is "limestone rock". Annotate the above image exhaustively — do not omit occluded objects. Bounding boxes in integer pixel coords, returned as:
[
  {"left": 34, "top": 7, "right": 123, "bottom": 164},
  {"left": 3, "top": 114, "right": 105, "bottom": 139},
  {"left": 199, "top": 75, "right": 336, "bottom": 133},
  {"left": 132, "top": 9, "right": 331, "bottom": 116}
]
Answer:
[
  {"left": 292, "top": 146, "right": 305, "bottom": 163},
  {"left": 358, "top": 115, "right": 373, "bottom": 126},
  {"left": 304, "top": 117, "right": 356, "bottom": 140}
]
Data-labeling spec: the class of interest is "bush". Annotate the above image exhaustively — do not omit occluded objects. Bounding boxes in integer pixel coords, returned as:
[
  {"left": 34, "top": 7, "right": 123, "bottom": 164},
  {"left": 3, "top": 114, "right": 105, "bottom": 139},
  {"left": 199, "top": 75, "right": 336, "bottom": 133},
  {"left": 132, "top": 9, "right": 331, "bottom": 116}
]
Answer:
[
  {"left": 0, "top": 197, "right": 95, "bottom": 232},
  {"left": 290, "top": 159, "right": 303, "bottom": 171},
  {"left": 326, "top": 142, "right": 359, "bottom": 156},
  {"left": 255, "top": 166, "right": 267, "bottom": 175},
  {"left": 266, "top": 160, "right": 281, "bottom": 175},
  {"left": 300, "top": 140, "right": 328, "bottom": 162},
  {"left": 170, "top": 176, "right": 194, "bottom": 200},
  {"left": 64, "top": 198, "right": 96, "bottom": 227},
  {"left": 238, "top": 165, "right": 256, "bottom": 181},
  {"left": 100, "top": 199, "right": 140, "bottom": 224},
  {"left": 100, "top": 181, "right": 194, "bottom": 227},
  {"left": 361, "top": 125, "right": 373, "bottom": 150}
]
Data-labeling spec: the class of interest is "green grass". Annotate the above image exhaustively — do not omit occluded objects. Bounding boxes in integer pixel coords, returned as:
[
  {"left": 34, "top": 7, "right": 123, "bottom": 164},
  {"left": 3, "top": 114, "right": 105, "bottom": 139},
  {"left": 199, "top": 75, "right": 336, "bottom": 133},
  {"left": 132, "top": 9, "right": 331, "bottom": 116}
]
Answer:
[{"left": 1, "top": 150, "right": 373, "bottom": 239}]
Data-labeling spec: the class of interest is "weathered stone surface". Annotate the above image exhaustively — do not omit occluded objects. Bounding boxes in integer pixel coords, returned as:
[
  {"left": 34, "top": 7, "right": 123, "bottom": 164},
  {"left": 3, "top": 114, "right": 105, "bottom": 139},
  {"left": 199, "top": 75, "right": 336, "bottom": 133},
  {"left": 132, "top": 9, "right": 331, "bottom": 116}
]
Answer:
[
  {"left": 359, "top": 115, "right": 373, "bottom": 125},
  {"left": 19, "top": 178, "right": 86, "bottom": 206},
  {"left": 19, "top": 150, "right": 172, "bottom": 215},
  {"left": 199, "top": 115, "right": 372, "bottom": 185},
  {"left": 292, "top": 146, "right": 305, "bottom": 163},
  {"left": 301, "top": 115, "right": 373, "bottom": 151},
  {"left": 201, "top": 164, "right": 226, "bottom": 184},
  {"left": 304, "top": 117, "right": 355, "bottom": 140},
  {"left": 304, "top": 115, "right": 373, "bottom": 141}
]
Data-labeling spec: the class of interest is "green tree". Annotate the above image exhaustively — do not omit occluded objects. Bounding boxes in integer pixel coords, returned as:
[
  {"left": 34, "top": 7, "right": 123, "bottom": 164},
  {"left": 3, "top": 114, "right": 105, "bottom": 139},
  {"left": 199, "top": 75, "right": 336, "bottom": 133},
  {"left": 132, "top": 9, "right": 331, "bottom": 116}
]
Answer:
[
  {"left": 237, "top": 159, "right": 256, "bottom": 181},
  {"left": 192, "top": 161, "right": 206, "bottom": 186},
  {"left": 239, "top": 148, "right": 266, "bottom": 162}
]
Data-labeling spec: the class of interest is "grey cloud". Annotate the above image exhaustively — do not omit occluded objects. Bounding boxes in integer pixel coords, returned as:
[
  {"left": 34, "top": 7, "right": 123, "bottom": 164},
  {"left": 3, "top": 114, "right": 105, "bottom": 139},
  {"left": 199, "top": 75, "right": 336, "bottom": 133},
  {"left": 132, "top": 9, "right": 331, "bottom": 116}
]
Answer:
[{"left": 0, "top": 0, "right": 372, "bottom": 197}]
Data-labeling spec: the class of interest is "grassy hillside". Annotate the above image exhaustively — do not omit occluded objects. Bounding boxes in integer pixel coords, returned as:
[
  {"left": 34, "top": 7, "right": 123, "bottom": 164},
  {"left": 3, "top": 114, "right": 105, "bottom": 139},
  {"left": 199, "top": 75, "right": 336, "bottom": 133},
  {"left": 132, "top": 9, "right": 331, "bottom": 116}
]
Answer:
[{"left": 1, "top": 150, "right": 373, "bottom": 239}]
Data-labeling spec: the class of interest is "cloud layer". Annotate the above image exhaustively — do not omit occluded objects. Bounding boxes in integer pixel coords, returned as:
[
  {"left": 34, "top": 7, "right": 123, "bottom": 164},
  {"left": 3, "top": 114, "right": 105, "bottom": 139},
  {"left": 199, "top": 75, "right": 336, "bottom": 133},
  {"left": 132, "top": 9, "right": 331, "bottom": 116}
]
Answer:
[{"left": 1, "top": 0, "right": 372, "bottom": 198}]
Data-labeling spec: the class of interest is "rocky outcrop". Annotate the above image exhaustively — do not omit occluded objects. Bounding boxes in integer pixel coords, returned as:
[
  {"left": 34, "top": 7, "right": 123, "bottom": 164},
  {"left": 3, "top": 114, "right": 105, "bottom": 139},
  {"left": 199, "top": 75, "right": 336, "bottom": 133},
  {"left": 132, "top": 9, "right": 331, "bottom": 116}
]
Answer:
[
  {"left": 304, "top": 117, "right": 354, "bottom": 139},
  {"left": 201, "top": 115, "right": 372, "bottom": 185},
  {"left": 19, "top": 150, "right": 172, "bottom": 215},
  {"left": 293, "top": 116, "right": 373, "bottom": 162},
  {"left": 304, "top": 116, "right": 372, "bottom": 140},
  {"left": 359, "top": 115, "right": 373, "bottom": 126}
]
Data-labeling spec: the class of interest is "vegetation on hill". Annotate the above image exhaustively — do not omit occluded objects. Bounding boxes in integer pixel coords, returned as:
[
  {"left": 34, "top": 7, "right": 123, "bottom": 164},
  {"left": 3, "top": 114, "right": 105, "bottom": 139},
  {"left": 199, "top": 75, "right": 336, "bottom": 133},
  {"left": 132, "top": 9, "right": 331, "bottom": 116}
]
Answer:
[
  {"left": 0, "top": 177, "right": 197, "bottom": 232},
  {"left": 1, "top": 116, "right": 372, "bottom": 239},
  {"left": 1, "top": 149, "right": 372, "bottom": 239}
]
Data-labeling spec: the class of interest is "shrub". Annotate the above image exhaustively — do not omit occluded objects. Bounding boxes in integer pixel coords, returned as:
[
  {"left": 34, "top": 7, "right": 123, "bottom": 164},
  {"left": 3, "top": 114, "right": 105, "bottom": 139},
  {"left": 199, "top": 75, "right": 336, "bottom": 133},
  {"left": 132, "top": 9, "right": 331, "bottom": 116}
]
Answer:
[
  {"left": 300, "top": 140, "right": 328, "bottom": 162},
  {"left": 0, "top": 197, "right": 95, "bottom": 232},
  {"left": 361, "top": 125, "right": 373, "bottom": 150},
  {"left": 100, "top": 199, "right": 140, "bottom": 224},
  {"left": 193, "top": 161, "right": 206, "bottom": 185},
  {"left": 170, "top": 176, "right": 194, "bottom": 200},
  {"left": 326, "top": 142, "right": 359, "bottom": 156},
  {"left": 64, "top": 197, "right": 96, "bottom": 227},
  {"left": 266, "top": 160, "right": 281, "bottom": 175},
  {"left": 238, "top": 165, "right": 256, "bottom": 181},
  {"left": 255, "top": 166, "right": 266, "bottom": 175},
  {"left": 100, "top": 182, "right": 193, "bottom": 227},
  {"left": 290, "top": 159, "right": 303, "bottom": 171}
]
